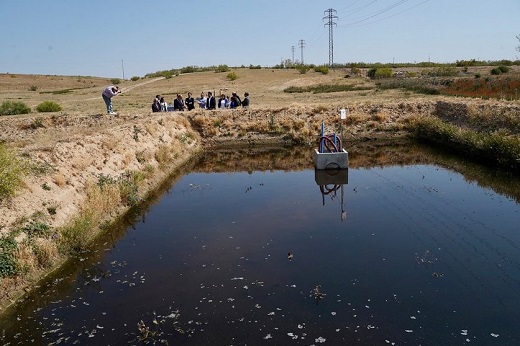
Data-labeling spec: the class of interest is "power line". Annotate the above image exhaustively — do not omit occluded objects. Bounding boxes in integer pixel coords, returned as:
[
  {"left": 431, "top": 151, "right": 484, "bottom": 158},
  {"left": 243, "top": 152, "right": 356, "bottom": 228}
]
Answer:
[
  {"left": 323, "top": 8, "right": 338, "bottom": 67},
  {"left": 338, "top": 0, "right": 429, "bottom": 27},
  {"left": 298, "top": 39, "right": 306, "bottom": 64}
]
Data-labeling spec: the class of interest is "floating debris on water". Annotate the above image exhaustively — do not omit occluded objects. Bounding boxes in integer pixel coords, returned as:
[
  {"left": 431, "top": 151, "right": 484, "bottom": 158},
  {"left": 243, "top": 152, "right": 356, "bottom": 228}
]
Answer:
[{"left": 310, "top": 285, "right": 326, "bottom": 302}]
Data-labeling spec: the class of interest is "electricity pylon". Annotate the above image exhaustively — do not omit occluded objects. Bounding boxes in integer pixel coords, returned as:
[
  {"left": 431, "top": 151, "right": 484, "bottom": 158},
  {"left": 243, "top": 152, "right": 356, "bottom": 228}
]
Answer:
[{"left": 323, "top": 8, "right": 338, "bottom": 67}]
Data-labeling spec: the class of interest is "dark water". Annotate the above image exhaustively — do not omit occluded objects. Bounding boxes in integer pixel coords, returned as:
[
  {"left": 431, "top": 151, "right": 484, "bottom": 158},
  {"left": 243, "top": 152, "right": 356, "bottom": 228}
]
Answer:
[{"left": 1, "top": 143, "right": 520, "bottom": 345}]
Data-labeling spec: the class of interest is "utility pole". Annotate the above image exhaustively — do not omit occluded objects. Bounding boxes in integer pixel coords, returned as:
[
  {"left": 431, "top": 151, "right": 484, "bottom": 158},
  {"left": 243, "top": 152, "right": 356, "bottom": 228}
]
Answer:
[
  {"left": 323, "top": 8, "right": 338, "bottom": 68},
  {"left": 298, "top": 39, "right": 305, "bottom": 64},
  {"left": 291, "top": 46, "right": 295, "bottom": 64},
  {"left": 121, "top": 59, "right": 125, "bottom": 80}
]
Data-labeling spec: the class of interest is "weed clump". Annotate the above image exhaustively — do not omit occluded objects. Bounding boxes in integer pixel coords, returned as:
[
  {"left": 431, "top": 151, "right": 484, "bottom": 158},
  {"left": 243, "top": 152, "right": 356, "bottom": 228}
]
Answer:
[
  {"left": 0, "top": 236, "right": 18, "bottom": 278},
  {"left": 36, "top": 100, "right": 62, "bottom": 113},
  {"left": 0, "top": 143, "right": 28, "bottom": 200},
  {"left": 0, "top": 101, "right": 31, "bottom": 116},
  {"left": 226, "top": 72, "right": 238, "bottom": 81}
]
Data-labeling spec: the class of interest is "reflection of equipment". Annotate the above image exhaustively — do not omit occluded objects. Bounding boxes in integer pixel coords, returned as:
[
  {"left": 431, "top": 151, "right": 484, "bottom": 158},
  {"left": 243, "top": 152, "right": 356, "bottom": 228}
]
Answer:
[
  {"left": 315, "top": 169, "right": 348, "bottom": 221},
  {"left": 314, "top": 111, "right": 349, "bottom": 221}
]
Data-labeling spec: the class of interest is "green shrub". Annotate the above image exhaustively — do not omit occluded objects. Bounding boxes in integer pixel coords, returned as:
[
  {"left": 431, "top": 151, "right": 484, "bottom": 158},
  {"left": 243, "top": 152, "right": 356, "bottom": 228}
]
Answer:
[
  {"left": 36, "top": 100, "right": 62, "bottom": 113},
  {"left": 490, "top": 67, "right": 502, "bottom": 75},
  {"left": 60, "top": 212, "right": 94, "bottom": 254},
  {"left": 215, "top": 64, "right": 230, "bottom": 73},
  {"left": 29, "top": 85, "right": 38, "bottom": 91},
  {"left": 130, "top": 76, "right": 140, "bottom": 81},
  {"left": 226, "top": 72, "right": 238, "bottom": 81},
  {"left": 110, "top": 78, "right": 121, "bottom": 85},
  {"left": 180, "top": 66, "right": 197, "bottom": 73},
  {"left": 0, "top": 101, "right": 31, "bottom": 116},
  {"left": 314, "top": 65, "right": 329, "bottom": 75},
  {"left": 296, "top": 65, "right": 310, "bottom": 74},
  {"left": 427, "top": 67, "right": 458, "bottom": 77},
  {"left": 22, "top": 220, "right": 51, "bottom": 238},
  {"left": 249, "top": 64, "right": 262, "bottom": 69},
  {"left": 367, "top": 67, "right": 393, "bottom": 79},
  {"left": 0, "top": 236, "right": 18, "bottom": 278},
  {"left": 0, "top": 143, "right": 28, "bottom": 200},
  {"left": 119, "top": 171, "right": 144, "bottom": 207},
  {"left": 498, "top": 65, "right": 509, "bottom": 73}
]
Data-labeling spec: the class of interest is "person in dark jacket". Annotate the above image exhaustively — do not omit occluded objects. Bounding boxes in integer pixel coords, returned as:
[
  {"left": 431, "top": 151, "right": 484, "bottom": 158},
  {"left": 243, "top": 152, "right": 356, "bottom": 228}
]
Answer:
[
  {"left": 206, "top": 91, "right": 216, "bottom": 110},
  {"left": 173, "top": 94, "right": 185, "bottom": 111},
  {"left": 151, "top": 95, "right": 161, "bottom": 112},
  {"left": 185, "top": 92, "right": 195, "bottom": 111},
  {"left": 229, "top": 92, "right": 241, "bottom": 109},
  {"left": 242, "top": 92, "right": 250, "bottom": 108}
]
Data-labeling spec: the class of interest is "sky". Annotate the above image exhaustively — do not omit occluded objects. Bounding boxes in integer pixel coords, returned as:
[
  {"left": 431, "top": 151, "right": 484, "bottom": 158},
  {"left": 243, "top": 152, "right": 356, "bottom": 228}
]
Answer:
[{"left": 1, "top": 0, "right": 519, "bottom": 78}]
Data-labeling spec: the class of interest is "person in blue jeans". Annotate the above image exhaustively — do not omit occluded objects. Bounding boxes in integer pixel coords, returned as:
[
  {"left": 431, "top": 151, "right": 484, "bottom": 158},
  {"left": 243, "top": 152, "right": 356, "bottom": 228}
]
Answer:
[{"left": 102, "top": 85, "right": 121, "bottom": 115}]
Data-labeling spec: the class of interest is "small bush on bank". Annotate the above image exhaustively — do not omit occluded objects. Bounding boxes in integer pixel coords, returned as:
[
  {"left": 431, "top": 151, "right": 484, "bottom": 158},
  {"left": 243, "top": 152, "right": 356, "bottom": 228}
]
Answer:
[
  {"left": 427, "top": 67, "right": 458, "bottom": 77},
  {"left": 215, "top": 65, "right": 230, "bottom": 73},
  {"left": 491, "top": 65, "right": 509, "bottom": 75},
  {"left": 367, "top": 67, "right": 393, "bottom": 79},
  {"left": 491, "top": 67, "right": 502, "bottom": 75},
  {"left": 314, "top": 65, "right": 329, "bottom": 75},
  {"left": 110, "top": 78, "right": 121, "bottom": 85},
  {"left": 36, "top": 100, "right": 62, "bottom": 113},
  {"left": 0, "top": 236, "right": 18, "bottom": 278},
  {"left": 0, "top": 143, "right": 28, "bottom": 200},
  {"left": 227, "top": 72, "right": 238, "bottom": 81},
  {"left": 296, "top": 65, "right": 310, "bottom": 74},
  {"left": 0, "top": 101, "right": 31, "bottom": 116},
  {"left": 498, "top": 65, "right": 510, "bottom": 73},
  {"left": 130, "top": 76, "right": 140, "bottom": 81}
]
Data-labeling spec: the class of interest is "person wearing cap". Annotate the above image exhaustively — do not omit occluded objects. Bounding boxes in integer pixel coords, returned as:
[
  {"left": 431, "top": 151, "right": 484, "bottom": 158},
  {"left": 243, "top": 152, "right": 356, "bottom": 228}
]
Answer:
[{"left": 102, "top": 85, "right": 121, "bottom": 115}]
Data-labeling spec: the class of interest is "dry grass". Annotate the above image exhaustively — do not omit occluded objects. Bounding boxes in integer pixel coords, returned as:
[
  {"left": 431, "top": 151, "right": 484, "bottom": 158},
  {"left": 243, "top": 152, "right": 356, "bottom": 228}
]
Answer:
[{"left": 52, "top": 173, "right": 67, "bottom": 187}]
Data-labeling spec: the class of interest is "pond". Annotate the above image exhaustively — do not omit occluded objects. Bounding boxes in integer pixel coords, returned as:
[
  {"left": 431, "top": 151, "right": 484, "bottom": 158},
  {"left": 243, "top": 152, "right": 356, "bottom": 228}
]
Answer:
[{"left": 1, "top": 142, "right": 520, "bottom": 345}]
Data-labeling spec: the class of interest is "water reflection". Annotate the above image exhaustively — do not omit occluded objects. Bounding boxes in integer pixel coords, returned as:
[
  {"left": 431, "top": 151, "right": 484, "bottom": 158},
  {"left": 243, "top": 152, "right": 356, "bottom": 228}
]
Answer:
[
  {"left": 1, "top": 140, "right": 519, "bottom": 345},
  {"left": 315, "top": 169, "right": 348, "bottom": 222}
]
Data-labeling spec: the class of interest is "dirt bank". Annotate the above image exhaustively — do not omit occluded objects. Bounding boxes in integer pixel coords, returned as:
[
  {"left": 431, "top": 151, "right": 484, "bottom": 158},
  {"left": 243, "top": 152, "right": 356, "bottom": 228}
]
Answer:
[{"left": 0, "top": 112, "right": 201, "bottom": 310}]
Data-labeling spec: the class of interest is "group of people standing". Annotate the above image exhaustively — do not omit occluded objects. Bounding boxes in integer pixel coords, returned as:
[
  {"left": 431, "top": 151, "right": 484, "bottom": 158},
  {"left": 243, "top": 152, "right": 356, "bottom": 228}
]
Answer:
[
  {"left": 152, "top": 93, "right": 196, "bottom": 112},
  {"left": 101, "top": 85, "right": 250, "bottom": 115},
  {"left": 152, "top": 91, "right": 250, "bottom": 112}
]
